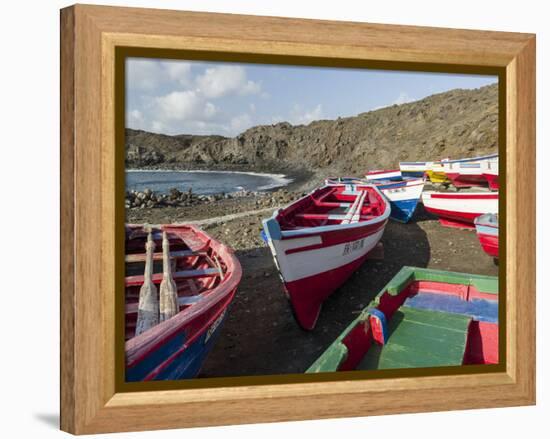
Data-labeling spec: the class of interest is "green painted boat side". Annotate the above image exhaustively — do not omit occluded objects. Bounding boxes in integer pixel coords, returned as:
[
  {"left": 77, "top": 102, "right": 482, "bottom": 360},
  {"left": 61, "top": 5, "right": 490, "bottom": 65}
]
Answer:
[
  {"left": 305, "top": 266, "right": 498, "bottom": 373},
  {"left": 308, "top": 343, "right": 349, "bottom": 373},
  {"left": 357, "top": 306, "right": 470, "bottom": 370},
  {"left": 384, "top": 266, "right": 498, "bottom": 297}
]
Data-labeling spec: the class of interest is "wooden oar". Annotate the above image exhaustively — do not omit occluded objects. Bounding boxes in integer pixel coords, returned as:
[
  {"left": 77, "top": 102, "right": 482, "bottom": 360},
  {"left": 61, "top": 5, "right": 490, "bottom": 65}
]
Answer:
[
  {"left": 159, "top": 231, "right": 179, "bottom": 322},
  {"left": 135, "top": 229, "right": 159, "bottom": 336}
]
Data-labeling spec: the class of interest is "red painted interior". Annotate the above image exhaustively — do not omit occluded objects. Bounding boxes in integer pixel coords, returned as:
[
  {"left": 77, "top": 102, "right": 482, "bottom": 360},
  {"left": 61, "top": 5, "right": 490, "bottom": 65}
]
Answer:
[
  {"left": 463, "top": 321, "right": 499, "bottom": 364},
  {"left": 276, "top": 185, "right": 387, "bottom": 230}
]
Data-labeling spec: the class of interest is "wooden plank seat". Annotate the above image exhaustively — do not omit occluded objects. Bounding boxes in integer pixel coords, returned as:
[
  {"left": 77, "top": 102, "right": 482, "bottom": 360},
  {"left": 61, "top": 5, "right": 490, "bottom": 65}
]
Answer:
[
  {"left": 310, "top": 186, "right": 337, "bottom": 204},
  {"left": 313, "top": 201, "right": 353, "bottom": 208},
  {"left": 125, "top": 267, "right": 222, "bottom": 287},
  {"left": 294, "top": 213, "right": 375, "bottom": 221},
  {"left": 342, "top": 190, "right": 368, "bottom": 224},
  {"left": 125, "top": 249, "right": 206, "bottom": 263},
  {"left": 358, "top": 306, "right": 471, "bottom": 370},
  {"left": 125, "top": 294, "right": 206, "bottom": 313}
]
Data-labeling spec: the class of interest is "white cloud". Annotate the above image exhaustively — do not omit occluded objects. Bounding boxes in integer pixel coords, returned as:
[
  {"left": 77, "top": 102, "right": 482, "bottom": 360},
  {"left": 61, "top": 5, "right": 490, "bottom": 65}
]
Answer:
[
  {"left": 203, "top": 102, "right": 218, "bottom": 118},
  {"left": 368, "top": 92, "right": 415, "bottom": 112},
  {"left": 126, "top": 60, "right": 263, "bottom": 136},
  {"left": 161, "top": 61, "right": 193, "bottom": 86},
  {"left": 155, "top": 90, "right": 203, "bottom": 120},
  {"left": 196, "top": 66, "right": 261, "bottom": 98},
  {"left": 241, "top": 80, "right": 262, "bottom": 95},
  {"left": 127, "top": 109, "right": 149, "bottom": 131},
  {"left": 289, "top": 103, "right": 323, "bottom": 125},
  {"left": 153, "top": 92, "right": 218, "bottom": 122},
  {"left": 392, "top": 92, "right": 413, "bottom": 105},
  {"left": 230, "top": 114, "right": 252, "bottom": 133},
  {"left": 127, "top": 109, "right": 143, "bottom": 123},
  {"left": 126, "top": 59, "right": 164, "bottom": 91},
  {"left": 127, "top": 59, "right": 194, "bottom": 91},
  {"left": 151, "top": 120, "right": 166, "bottom": 133}
]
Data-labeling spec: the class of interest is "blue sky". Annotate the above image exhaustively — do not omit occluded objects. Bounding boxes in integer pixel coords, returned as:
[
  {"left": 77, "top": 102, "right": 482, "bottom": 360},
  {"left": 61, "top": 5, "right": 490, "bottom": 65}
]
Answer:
[{"left": 126, "top": 58, "right": 497, "bottom": 137}]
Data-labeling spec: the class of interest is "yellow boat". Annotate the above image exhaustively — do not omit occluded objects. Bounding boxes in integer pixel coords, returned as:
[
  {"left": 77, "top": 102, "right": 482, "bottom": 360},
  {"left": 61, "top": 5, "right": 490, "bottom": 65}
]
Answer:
[{"left": 426, "top": 162, "right": 450, "bottom": 183}]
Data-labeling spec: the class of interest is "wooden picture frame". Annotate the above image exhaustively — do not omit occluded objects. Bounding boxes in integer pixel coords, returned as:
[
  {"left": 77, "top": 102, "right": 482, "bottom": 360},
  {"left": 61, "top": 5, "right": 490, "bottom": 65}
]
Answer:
[{"left": 60, "top": 4, "right": 536, "bottom": 434}]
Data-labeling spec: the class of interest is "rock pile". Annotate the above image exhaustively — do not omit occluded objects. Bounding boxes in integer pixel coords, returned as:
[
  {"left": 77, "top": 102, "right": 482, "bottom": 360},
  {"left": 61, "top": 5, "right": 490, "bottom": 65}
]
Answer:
[
  {"left": 253, "top": 189, "right": 304, "bottom": 208},
  {"left": 125, "top": 187, "right": 301, "bottom": 209}
]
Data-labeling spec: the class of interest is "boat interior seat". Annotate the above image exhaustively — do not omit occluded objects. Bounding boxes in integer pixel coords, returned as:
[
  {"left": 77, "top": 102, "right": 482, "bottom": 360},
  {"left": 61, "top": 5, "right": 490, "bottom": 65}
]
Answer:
[{"left": 358, "top": 306, "right": 471, "bottom": 370}]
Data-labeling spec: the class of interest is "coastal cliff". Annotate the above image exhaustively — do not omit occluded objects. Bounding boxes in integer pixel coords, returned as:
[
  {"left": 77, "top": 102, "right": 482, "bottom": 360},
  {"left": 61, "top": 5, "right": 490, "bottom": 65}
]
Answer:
[{"left": 126, "top": 83, "right": 498, "bottom": 176}]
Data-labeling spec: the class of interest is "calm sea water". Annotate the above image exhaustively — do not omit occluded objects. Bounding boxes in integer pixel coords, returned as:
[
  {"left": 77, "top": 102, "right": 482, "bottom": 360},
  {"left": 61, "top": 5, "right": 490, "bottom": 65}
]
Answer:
[{"left": 126, "top": 170, "right": 292, "bottom": 195}]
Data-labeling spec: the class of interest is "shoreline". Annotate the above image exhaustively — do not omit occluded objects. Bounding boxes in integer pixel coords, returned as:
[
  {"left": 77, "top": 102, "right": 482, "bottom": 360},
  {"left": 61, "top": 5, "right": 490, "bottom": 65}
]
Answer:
[{"left": 126, "top": 166, "right": 315, "bottom": 196}]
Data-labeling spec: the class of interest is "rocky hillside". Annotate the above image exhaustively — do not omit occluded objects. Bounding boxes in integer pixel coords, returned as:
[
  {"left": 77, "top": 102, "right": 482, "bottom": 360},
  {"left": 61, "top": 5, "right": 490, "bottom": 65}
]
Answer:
[{"left": 126, "top": 83, "right": 498, "bottom": 176}]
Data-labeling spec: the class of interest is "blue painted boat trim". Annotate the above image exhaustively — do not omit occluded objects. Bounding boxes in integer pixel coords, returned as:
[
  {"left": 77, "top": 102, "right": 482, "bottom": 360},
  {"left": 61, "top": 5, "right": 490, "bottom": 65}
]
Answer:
[
  {"left": 376, "top": 180, "right": 409, "bottom": 190},
  {"left": 475, "top": 224, "right": 498, "bottom": 236},
  {"left": 404, "top": 292, "right": 498, "bottom": 323},
  {"left": 368, "top": 175, "right": 402, "bottom": 182},
  {"left": 126, "top": 312, "right": 229, "bottom": 382},
  {"left": 388, "top": 198, "right": 420, "bottom": 223},
  {"left": 458, "top": 163, "right": 482, "bottom": 168},
  {"left": 400, "top": 171, "right": 426, "bottom": 178},
  {"left": 446, "top": 153, "right": 498, "bottom": 164}
]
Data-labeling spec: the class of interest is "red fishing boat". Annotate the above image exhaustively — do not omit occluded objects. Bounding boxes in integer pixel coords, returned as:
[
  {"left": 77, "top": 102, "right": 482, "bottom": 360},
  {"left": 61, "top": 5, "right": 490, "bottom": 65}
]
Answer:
[
  {"left": 125, "top": 224, "right": 242, "bottom": 381},
  {"left": 262, "top": 184, "right": 390, "bottom": 330},
  {"left": 442, "top": 153, "right": 498, "bottom": 188},
  {"left": 421, "top": 191, "right": 498, "bottom": 229},
  {"left": 474, "top": 213, "right": 499, "bottom": 258}
]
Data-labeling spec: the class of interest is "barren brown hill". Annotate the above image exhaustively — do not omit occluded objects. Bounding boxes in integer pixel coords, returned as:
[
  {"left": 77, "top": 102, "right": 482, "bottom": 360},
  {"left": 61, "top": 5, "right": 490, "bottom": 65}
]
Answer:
[{"left": 126, "top": 83, "right": 498, "bottom": 177}]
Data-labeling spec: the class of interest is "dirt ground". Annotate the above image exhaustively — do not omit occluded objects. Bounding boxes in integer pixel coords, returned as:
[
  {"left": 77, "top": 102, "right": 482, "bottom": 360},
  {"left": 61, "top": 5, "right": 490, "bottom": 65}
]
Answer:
[{"left": 127, "top": 195, "right": 499, "bottom": 378}]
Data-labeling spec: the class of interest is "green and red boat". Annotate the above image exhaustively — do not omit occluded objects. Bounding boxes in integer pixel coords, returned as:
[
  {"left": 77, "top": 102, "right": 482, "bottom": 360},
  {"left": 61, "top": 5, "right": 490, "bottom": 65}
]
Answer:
[{"left": 307, "top": 267, "right": 498, "bottom": 373}]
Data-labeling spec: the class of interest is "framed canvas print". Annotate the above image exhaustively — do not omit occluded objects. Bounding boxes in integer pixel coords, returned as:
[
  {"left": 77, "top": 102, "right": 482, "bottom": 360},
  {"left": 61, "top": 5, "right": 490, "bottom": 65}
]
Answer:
[{"left": 60, "top": 4, "right": 536, "bottom": 434}]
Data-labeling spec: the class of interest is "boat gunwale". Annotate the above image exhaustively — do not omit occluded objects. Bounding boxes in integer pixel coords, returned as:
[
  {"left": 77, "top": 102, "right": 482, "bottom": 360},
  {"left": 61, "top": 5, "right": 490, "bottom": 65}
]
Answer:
[
  {"left": 443, "top": 153, "right": 498, "bottom": 164},
  {"left": 399, "top": 161, "right": 431, "bottom": 166},
  {"left": 325, "top": 177, "right": 426, "bottom": 190},
  {"left": 366, "top": 169, "right": 401, "bottom": 176}
]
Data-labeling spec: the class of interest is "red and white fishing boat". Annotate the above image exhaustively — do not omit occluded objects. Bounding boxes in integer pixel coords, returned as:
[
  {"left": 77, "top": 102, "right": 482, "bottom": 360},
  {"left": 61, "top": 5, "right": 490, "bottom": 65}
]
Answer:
[
  {"left": 442, "top": 153, "right": 498, "bottom": 188},
  {"left": 262, "top": 184, "right": 390, "bottom": 330},
  {"left": 481, "top": 159, "right": 499, "bottom": 190},
  {"left": 421, "top": 191, "right": 498, "bottom": 229}
]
